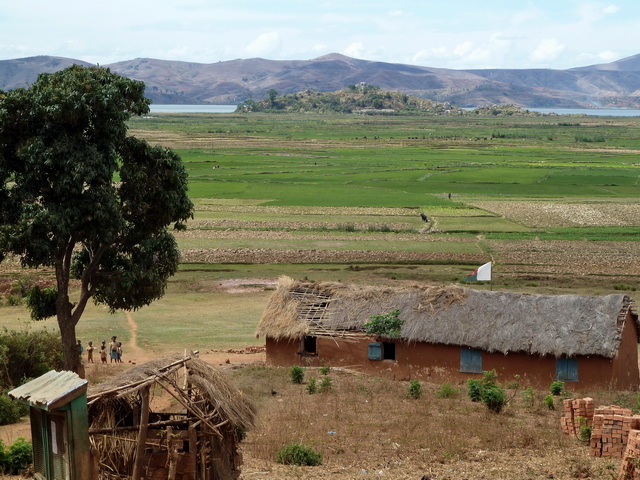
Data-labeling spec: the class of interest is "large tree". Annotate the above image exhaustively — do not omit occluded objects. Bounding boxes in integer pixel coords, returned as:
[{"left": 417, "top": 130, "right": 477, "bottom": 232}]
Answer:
[{"left": 0, "top": 65, "right": 193, "bottom": 373}]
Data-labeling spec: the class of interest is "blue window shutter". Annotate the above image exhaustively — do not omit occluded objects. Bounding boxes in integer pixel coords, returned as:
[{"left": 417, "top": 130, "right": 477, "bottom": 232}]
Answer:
[
  {"left": 460, "top": 348, "right": 482, "bottom": 373},
  {"left": 556, "top": 357, "right": 578, "bottom": 382},
  {"left": 368, "top": 342, "right": 383, "bottom": 361}
]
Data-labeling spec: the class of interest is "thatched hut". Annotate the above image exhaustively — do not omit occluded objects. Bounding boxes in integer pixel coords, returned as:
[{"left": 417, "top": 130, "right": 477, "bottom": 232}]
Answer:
[
  {"left": 256, "top": 277, "right": 639, "bottom": 390},
  {"left": 87, "top": 355, "right": 255, "bottom": 480}
]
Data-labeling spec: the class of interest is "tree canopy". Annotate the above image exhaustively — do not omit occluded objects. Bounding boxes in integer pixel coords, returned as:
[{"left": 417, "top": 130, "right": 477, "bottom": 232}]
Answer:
[{"left": 0, "top": 65, "right": 193, "bottom": 373}]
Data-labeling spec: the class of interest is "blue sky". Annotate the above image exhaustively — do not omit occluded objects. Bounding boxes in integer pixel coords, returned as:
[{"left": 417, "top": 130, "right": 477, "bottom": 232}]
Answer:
[{"left": 1, "top": 1, "right": 638, "bottom": 70}]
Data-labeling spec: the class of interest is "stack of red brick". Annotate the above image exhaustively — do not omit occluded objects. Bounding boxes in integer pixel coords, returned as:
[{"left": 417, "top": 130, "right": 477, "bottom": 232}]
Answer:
[
  {"left": 620, "top": 430, "right": 640, "bottom": 479},
  {"left": 561, "top": 398, "right": 595, "bottom": 436},
  {"left": 562, "top": 399, "right": 640, "bottom": 458},
  {"left": 590, "top": 406, "right": 640, "bottom": 458}
]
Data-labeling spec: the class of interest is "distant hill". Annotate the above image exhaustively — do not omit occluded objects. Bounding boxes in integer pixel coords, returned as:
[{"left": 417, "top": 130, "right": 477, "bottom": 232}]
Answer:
[
  {"left": 1, "top": 53, "right": 640, "bottom": 108},
  {"left": 0, "top": 55, "right": 92, "bottom": 90}
]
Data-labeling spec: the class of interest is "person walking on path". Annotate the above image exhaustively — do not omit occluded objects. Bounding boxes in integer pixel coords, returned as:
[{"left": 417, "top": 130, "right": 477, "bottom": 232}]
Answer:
[
  {"left": 117, "top": 342, "right": 123, "bottom": 363},
  {"left": 87, "top": 341, "right": 94, "bottom": 363},
  {"left": 109, "top": 336, "right": 118, "bottom": 363},
  {"left": 100, "top": 340, "right": 108, "bottom": 363}
]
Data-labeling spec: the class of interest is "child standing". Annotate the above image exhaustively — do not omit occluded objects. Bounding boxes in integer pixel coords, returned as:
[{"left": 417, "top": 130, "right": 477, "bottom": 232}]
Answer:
[
  {"left": 87, "top": 341, "right": 94, "bottom": 363},
  {"left": 100, "top": 340, "right": 108, "bottom": 364},
  {"left": 109, "top": 336, "right": 118, "bottom": 363}
]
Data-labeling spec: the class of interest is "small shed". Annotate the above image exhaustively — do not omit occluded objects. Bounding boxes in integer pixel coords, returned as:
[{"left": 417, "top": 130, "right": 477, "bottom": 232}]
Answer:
[
  {"left": 87, "top": 355, "right": 255, "bottom": 480},
  {"left": 257, "top": 277, "right": 639, "bottom": 390},
  {"left": 8, "top": 370, "right": 90, "bottom": 480}
]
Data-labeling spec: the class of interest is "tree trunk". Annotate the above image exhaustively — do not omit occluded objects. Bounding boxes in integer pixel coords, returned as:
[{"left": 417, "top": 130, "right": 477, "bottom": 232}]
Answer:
[
  {"left": 58, "top": 311, "right": 81, "bottom": 374},
  {"left": 56, "top": 241, "right": 82, "bottom": 375}
]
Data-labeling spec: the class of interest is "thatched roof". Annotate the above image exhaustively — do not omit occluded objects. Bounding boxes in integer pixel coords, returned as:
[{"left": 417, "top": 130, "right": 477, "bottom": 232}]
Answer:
[
  {"left": 256, "top": 277, "right": 637, "bottom": 359},
  {"left": 88, "top": 355, "right": 255, "bottom": 431}
]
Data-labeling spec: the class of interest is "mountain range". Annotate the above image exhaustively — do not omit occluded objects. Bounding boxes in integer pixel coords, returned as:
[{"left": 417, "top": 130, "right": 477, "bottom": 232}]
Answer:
[{"left": 1, "top": 53, "right": 640, "bottom": 108}]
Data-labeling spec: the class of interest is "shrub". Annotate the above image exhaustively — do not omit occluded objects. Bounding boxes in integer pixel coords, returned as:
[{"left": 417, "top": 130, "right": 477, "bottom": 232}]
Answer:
[
  {"left": 276, "top": 443, "right": 322, "bottom": 466},
  {"left": 363, "top": 309, "right": 403, "bottom": 338},
  {"left": 318, "top": 376, "right": 332, "bottom": 393},
  {"left": 306, "top": 378, "right": 317, "bottom": 394},
  {"left": 4, "top": 294, "right": 22, "bottom": 306},
  {"left": 467, "top": 379, "right": 483, "bottom": 402},
  {"left": 5, "top": 438, "right": 32, "bottom": 475},
  {"left": 468, "top": 370, "right": 511, "bottom": 413},
  {"left": 482, "top": 385, "right": 506, "bottom": 413},
  {"left": 407, "top": 380, "right": 422, "bottom": 399},
  {"left": 544, "top": 394, "right": 556, "bottom": 410},
  {"left": 550, "top": 381, "right": 564, "bottom": 396},
  {"left": 289, "top": 366, "right": 304, "bottom": 384},
  {"left": 0, "top": 438, "right": 32, "bottom": 475},
  {"left": 521, "top": 386, "right": 536, "bottom": 408},
  {"left": 575, "top": 417, "right": 592, "bottom": 442},
  {"left": 319, "top": 366, "right": 330, "bottom": 376},
  {"left": 0, "top": 327, "right": 64, "bottom": 389},
  {"left": 436, "top": 382, "right": 458, "bottom": 399},
  {"left": 0, "top": 395, "right": 23, "bottom": 426}
]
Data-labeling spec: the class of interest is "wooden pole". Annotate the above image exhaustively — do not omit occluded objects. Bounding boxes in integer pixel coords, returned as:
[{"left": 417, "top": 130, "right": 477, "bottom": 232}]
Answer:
[
  {"left": 132, "top": 385, "right": 150, "bottom": 480},
  {"left": 188, "top": 424, "right": 198, "bottom": 480},
  {"left": 167, "top": 426, "right": 178, "bottom": 480}
]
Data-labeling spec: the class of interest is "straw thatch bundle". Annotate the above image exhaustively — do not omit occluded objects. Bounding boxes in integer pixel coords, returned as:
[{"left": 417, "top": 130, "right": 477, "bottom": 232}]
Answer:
[
  {"left": 257, "top": 277, "right": 637, "bottom": 358},
  {"left": 88, "top": 354, "right": 255, "bottom": 427}
]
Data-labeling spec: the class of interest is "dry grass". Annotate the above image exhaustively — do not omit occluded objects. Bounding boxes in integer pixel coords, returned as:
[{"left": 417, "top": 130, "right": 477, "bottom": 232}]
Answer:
[
  {"left": 232, "top": 367, "right": 625, "bottom": 479},
  {"left": 468, "top": 201, "right": 640, "bottom": 228}
]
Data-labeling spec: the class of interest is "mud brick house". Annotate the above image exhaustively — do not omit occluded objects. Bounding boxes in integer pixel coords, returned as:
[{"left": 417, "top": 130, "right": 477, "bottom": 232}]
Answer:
[{"left": 256, "top": 277, "right": 639, "bottom": 390}]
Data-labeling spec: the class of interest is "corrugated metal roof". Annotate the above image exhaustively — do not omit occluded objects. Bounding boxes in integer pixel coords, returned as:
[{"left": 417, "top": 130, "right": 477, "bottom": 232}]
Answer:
[{"left": 8, "top": 370, "right": 88, "bottom": 410}]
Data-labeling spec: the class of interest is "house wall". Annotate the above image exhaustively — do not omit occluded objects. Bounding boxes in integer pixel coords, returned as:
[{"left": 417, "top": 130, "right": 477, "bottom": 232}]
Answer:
[
  {"left": 266, "top": 323, "right": 640, "bottom": 391},
  {"left": 609, "top": 311, "right": 640, "bottom": 390}
]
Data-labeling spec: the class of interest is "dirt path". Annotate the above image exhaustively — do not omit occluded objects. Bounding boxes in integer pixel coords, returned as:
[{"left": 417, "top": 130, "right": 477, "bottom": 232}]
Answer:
[{"left": 125, "top": 310, "right": 144, "bottom": 358}]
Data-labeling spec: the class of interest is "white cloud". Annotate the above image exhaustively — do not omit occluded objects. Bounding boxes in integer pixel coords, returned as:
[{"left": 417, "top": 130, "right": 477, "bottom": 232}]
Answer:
[
  {"left": 245, "top": 31, "right": 280, "bottom": 56},
  {"left": 343, "top": 42, "right": 364, "bottom": 58},
  {"left": 596, "top": 50, "right": 620, "bottom": 61},
  {"left": 453, "top": 41, "right": 474, "bottom": 57},
  {"left": 577, "top": 2, "right": 621, "bottom": 23},
  {"left": 531, "top": 39, "right": 566, "bottom": 63}
]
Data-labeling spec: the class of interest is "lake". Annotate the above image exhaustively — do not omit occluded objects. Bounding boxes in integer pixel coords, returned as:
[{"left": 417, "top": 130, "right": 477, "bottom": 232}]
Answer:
[
  {"left": 149, "top": 104, "right": 640, "bottom": 116},
  {"left": 528, "top": 107, "right": 640, "bottom": 117},
  {"left": 149, "top": 105, "right": 237, "bottom": 113}
]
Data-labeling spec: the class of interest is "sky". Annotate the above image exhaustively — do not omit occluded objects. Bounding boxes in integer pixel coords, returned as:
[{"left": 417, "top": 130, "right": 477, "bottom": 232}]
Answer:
[{"left": 1, "top": 1, "right": 639, "bottom": 70}]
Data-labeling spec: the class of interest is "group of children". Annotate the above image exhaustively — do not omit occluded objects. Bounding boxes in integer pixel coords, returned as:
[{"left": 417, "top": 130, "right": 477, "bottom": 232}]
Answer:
[{"left": 78, "top": 335, "right": 123, "bottom": 364}]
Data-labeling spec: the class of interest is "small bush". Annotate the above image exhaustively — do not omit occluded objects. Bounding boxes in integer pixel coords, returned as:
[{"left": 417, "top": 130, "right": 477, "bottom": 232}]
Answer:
[
  {"left": 521, "top": 386, "right": 536, "bottom": 408},
  {"left": 544, "top": 394, "right": 556, "bottom": 410},
  {"left": 306, "top": 378, "right": 317, "bottom": 394},
  {"left": 0, "top": 438, "right": 32, "bottom": 475},
  {"left": 0, "top": 395, "right": 23, "bottom": 426},
  {"left": 407, "top": 380, "right": 422, "bottom": 399},
  {"left": 436, "top": 382, "right": 458, "bottom": 399},
  {"left": 550, "top": 381, "right": 564, "bottom": 396},
  {"left": 318, "top": 376, "right": 332, "bottom": 393},
  {"left": 467, "top": 379, "right": 482, "bottom": 402},
  {"left": 482, "top": 385, "right": 506, "bottom": 413},
  {"left": 6, "top": 438, "right": 32, "bottom": 474},
  {"left": 579, "top": 424, "right": 593, "bottom": 442},
  {"left": 363, "top": 309, "right": 403, "bottom": 338},
  {"left": 276, "top": 443, "right": 322, "bottom": 466},
  {"left": 4, "top": 294, "right": 22, "bottom": 307},
  {"left": 613, "top": 283, "right": 636, "bottom": 291},
  {"left": 290, "top": 366, "right": 304, "bottom": 384},
  {"left": 319, "top": 366, "right": 330, "bottom": 376}
]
